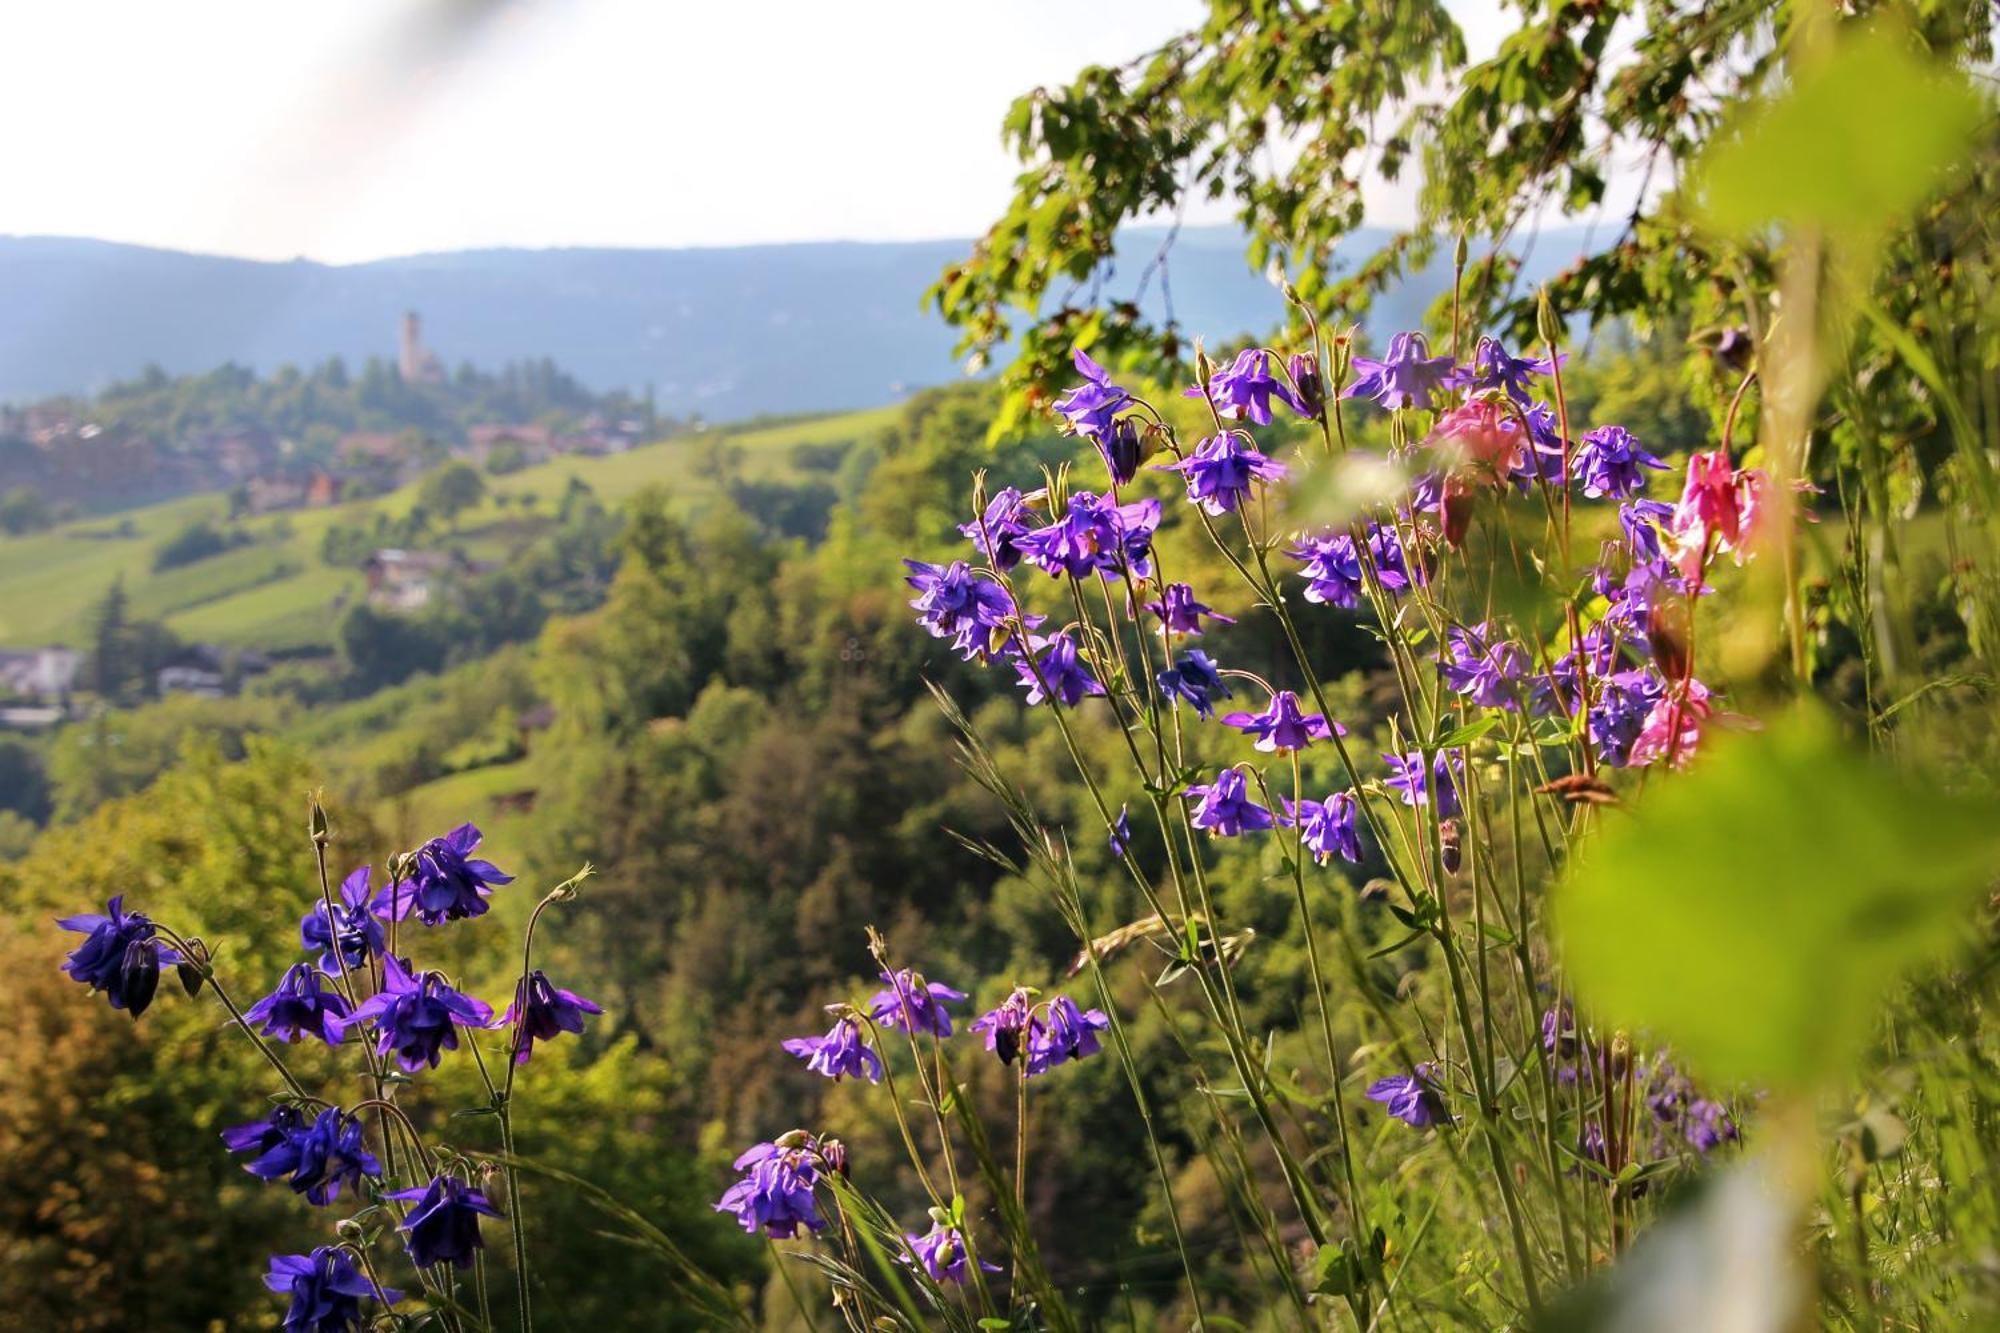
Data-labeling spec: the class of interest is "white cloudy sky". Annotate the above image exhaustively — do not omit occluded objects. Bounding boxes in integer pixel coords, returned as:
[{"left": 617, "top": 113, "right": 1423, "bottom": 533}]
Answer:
[{"left": 0, "top": 1, "right": 1546, "bottom": 264}]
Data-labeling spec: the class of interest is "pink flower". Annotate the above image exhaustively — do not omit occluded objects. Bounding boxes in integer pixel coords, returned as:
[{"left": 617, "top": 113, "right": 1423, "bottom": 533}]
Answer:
[
  {"left": 1424, "top": 396, "right": 1522, "bottom": 478},
  {"left": 1669, "top": 450, "right": 1768, "bottom": 580},
  {"left": 1628, "top": 679, "right": 1713, "bottom": 769}
]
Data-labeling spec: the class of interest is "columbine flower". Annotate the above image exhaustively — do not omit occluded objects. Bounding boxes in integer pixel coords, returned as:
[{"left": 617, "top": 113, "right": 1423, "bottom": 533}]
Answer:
[
  {"left": 1026, "top": 995, "right": 1111, "bottom": 1075},
  {"left": 1366, "top": 1064, "right": 1447, "bottom": 1127},
  {"left": 1383, "top": 751, "right": 1462, "bottom": 818},
  {"left": 264, "top": 1247, "right": 399, "bottom": 1333},
  {"left": 1571, "top": 425, "right": 1667, "bottom": 499},
  {"left": 869, "top": 969, "right": 968, "bottom": 1037},
  {"left": 1439, "top": 623, "right": 1531, "bottom": 710},
  {"left": 373, "top": 824, "right": 514, "bottom": 925},
  {"left": 1095, "top": 416, "right": 1148, "bottom": 486},
  {"left": 1109, "top": 806, "right": 1132, "bottom": 857},
  {"left": 57, "top": 895, "right": 179, "bottom": 1017},
  {"left": 232, "top": 1106, "right": 382, "bottom": 1206},
  {"left": 1508, "top": 403, "right": 1568, "bottom": 490},
  {"left": 783, "top": 1015, "right": 882, "bottom": 1083},
  {"left": 1366, "top": 521, "right": 1415, "bottom": 594},
  {"left": 1159, "top": 431, "right": 1287, "bottom": 516},
  {"left": 905, "top": 1219, "right": 1001, "bottom": 1285},
  {"left": 1289, "top": 790, "right": 1361, "bottom": 864},
  {"left": 1013, "top": 631, "right": 1105, "bottom": 707},
  {"left": 1053, "top": 347, "right": 1131, "bottom": 440},
  {"left": 1147, "top": 582, "right": 1234, "bottom": 635},
  {"left": 301, "top": 867, "right": 386, "bottom": 976},
  {"left": 1289, "top": 531, "right": 1365, "bottom": 609},
  {"left": 1015, "top": 491, "right": 1160, "bottom": 580},
  {"left": 498, "top": 969, "right": 603, "bottom": 1066},
  {"left": 1185, "top": 348, "right": 1310, "bottom": 425},
  {"left": 1588, "top": 669, "right": 1663, "bottom": 768},
  {"left": 1342, "top": 332, "right": 1456, "bottom": 410},
  {"left": 1668, "top": 449, "right": 1769, "bottom": 579},
  {"left": 1618, "top": 498, "right": 1675, "bottom": 564},
  {"left": 244, "top": 963, "right": 353, "bottom": 1046},
  {"left": 716, "top": 1137, "right": 829, "bottom": 1238},
  {"left": 341, "top": 954, "right": 494, "bottom": 1072},
  {"left": 1184, "top": 768, "right": 1278, "bottom": 837},
  {"left": 958, "top": 487, "right": 1035, "bottom": 571},
  {"left": 1451, "top": 336, "right": 1558, "bottom": 405},
  {"left": 1157, "top": 648, "right": 1230, "bottom": 719},
  {"left": 905, "top": 559, "right": 1020, "bottom": 661},
  {"left": 1221, "top": 690, "right": 1342, "bottom": 752},
  {"left": 1288, "top": 352, "right": 1325, "bottom": 419},
  {"left": 969, "top": 987, "right": 1036, "bottom": 1065},
  {"left": 386, "top": 1175, "right": 504, "bottom": 1270},
  {"left": 1425, "top": 396, "right": 1523, "bottom": 477}
]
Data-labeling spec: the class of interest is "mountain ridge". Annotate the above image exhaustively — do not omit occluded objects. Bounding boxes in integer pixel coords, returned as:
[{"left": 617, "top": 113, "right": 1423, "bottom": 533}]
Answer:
[{"left": 0, "top": 226, "right": 1596, "bottom": 420}]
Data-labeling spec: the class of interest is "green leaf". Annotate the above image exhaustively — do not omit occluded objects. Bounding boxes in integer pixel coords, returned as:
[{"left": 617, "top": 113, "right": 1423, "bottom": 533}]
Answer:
[
  {"left": 1696, "top": 24, "right": 1984, "bottom": 238},
  {"left": 1556, "top": 707, "right": 2000, "bottom": 1089}
]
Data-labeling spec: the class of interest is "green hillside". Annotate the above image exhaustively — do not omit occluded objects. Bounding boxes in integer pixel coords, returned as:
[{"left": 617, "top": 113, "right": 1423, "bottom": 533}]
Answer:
[{"left": 0, "top": 404, "right": 898, "bottom": 651}]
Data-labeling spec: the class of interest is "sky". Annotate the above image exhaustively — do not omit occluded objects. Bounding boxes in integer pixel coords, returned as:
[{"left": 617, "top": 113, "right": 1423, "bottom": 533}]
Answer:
[{"left": 0, "top": 1, "right": 1547, "bottom": 265}]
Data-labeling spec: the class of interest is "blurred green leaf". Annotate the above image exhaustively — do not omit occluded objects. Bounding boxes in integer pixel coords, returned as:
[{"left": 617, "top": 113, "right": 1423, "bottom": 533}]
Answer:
[
  {"left": 1556, "top": 708, "right": 1999, "bottom": 1088},
  {"left": 1697, "top": 25, "right": 1985, "bottom": 237}
]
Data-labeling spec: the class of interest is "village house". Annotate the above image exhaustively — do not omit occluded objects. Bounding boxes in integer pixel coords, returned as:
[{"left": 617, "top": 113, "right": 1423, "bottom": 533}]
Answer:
[
  {"left": 361, "top": 548, "right": 477, "bottom": 612},
  {"left": 0, "top": 645, "right": 82, "bottom": 701}
]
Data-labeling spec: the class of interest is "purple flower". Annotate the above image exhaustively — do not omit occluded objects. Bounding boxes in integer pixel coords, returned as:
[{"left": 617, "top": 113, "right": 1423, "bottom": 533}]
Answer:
[
  {"left": 783, "top": 1015, "right": 882, "bottom": 1083},
  {"left": 1109, "top": 806, "right": 1132, "bottom": 858},
  {"left": 231, "top": 1106, "right": 382, "bottom": 1207},
  {"left": 1439, "top": 623, "right": 1531, "bottom": 710},
  {"left": 1365, "top": 521, "right": 1415, "bottom": 594},
  {"left": 1618, "top": 499, "right": 1675, "bottom": 564},
  {"left": 1157, "top": 647, "right": 1230, "bottom": 719},
  {"left": 1289, "top": 531, "right": 1366, "bottom": 609},
  {"left": 1288, "top": 790, "right": 1361, "bottom": 864},
  {"left": 905, "top": 559, "right": 1020, "bottom": 662},
  {"left": 1366, "top": 1064, "right": 1447, "bottom": 1127},
  {"left": 1185, "top": 348, "right": 1310, "bottom": 425},
  {"left": 870, "top": 969, "right": 968, "bottom": 1037},
  {"left": 1053, "top": 347, "right": 1131, "bottom": 440},
  {"left": 1147, "top": 582, "right": 1234, "bottom": 635},
  {"left": 1013, "top": 631, "right": 1105, "bottom": 707},
  {"left": 1221, "top": 690, "right": 1342, "bottom": 752},
  {"left": 716, "top": 1138, "right": 829, "bottom": 1238},
  {"left": 1685, "top": 1099, "right": 1740, "bottom": 1153},
  {"left": 497, "top": 969, "right": 604, "bottom": 1065},
  {"left": 243, "top": 963, "right": 353, "bottom": 1046},
  {"left": 264, "top": 1247, "right": 399, "bottom": 1333},
  {"left": 386, "top": 1175, "right": 504, "bottom": 1271},
  {"left": 301, "top": 867, "right": 386, "bottom": 976},
  {"left": 1507, "top": 405, "right": 1569, "bottom": 490},
  {"left": 1094, "top": 416, "right": 1148, "bottom": 486},
  {"left": 1288, "top": 352, "right": 1326, "bottom": 419},
  {"left": 1015, "top": 491, "right": 1160, "bottom": 580},
  {"left": 1383, "top": 751, "right": 1462, "bottom": 819},
  {"left": 970, "top": 987, "right": 1037, "bottom": 1065},
  {"left": 1159, "top": 431, "right": 1287, "bottom": 516},
  {"left": 1184, "top": 768, "right": 1278, "bottom": 837},
  {"left": 372, "top": 824, "right": 513, "bottom": 926},
  {"left": 1343, "top": 332, "right": 1456, "bottom": 410},
  {"left": 1543, "top": 1002, "right": 1590, "bottom": 1087},
  {"left": 1572, "top": 425, "right": 1667, "bottom": 499},
  {"left": 959, "top": 487, "right": 1035, "bottom": 571},
  {"left": 1451, "top": 336, "right": 1559, "bottom": 406},
  {"left": 1026, "top": 995, "right": 1111, "bottom": 1075},
  {"left": 57, "top": 894, "right": 179, "bottom": 1017},
  {"left": 341, "top": 954, "right": 494, "bottom": 1072},
  {"left": 1589, "top": 669, "right": 1665, "bottom": 768},
  {"left": 905, "top": 1220, "right": 1001, "bottom": 1285}
]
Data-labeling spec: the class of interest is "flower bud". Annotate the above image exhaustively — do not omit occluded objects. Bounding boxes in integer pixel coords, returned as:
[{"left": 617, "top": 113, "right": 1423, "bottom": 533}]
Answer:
[
  {"left": 1438, "top": 819, "right": 1462, "bottom": 875},
  {"left": 120, "top": 939, "right": 160, "bottom": 1018},
  {"left": 1645, "top": 597, "right": 1692, "bottom": 682},
  {"left": 1288, "top": 353, "right": 1325, "bottom": 420},
  {"left": 1536, "top": 288, "right": 1562, "bottom": 351}
]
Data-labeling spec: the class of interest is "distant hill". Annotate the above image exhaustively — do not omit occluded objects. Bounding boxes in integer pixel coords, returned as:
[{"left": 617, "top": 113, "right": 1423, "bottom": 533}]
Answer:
[{"left": 0, "top": 227, "right": 1598, "bottom": 420}]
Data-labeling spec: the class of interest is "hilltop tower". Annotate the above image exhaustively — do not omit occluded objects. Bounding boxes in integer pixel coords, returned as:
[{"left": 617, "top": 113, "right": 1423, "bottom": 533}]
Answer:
[{"left": 397, "top": 311, "right": 443, "bottom": 384}]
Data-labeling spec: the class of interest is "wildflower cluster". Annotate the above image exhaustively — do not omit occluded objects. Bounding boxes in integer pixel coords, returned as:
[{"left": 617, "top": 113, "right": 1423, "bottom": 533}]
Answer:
[
  {"left": 898, "top": 312, "right": 1773, "bottom": 1320},
  {"left": 55, "top": 815, "right": 596, "bottom": 1331},
  {"left": 718, "top": 943, "right": 1110, "bottom": 1302}
]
